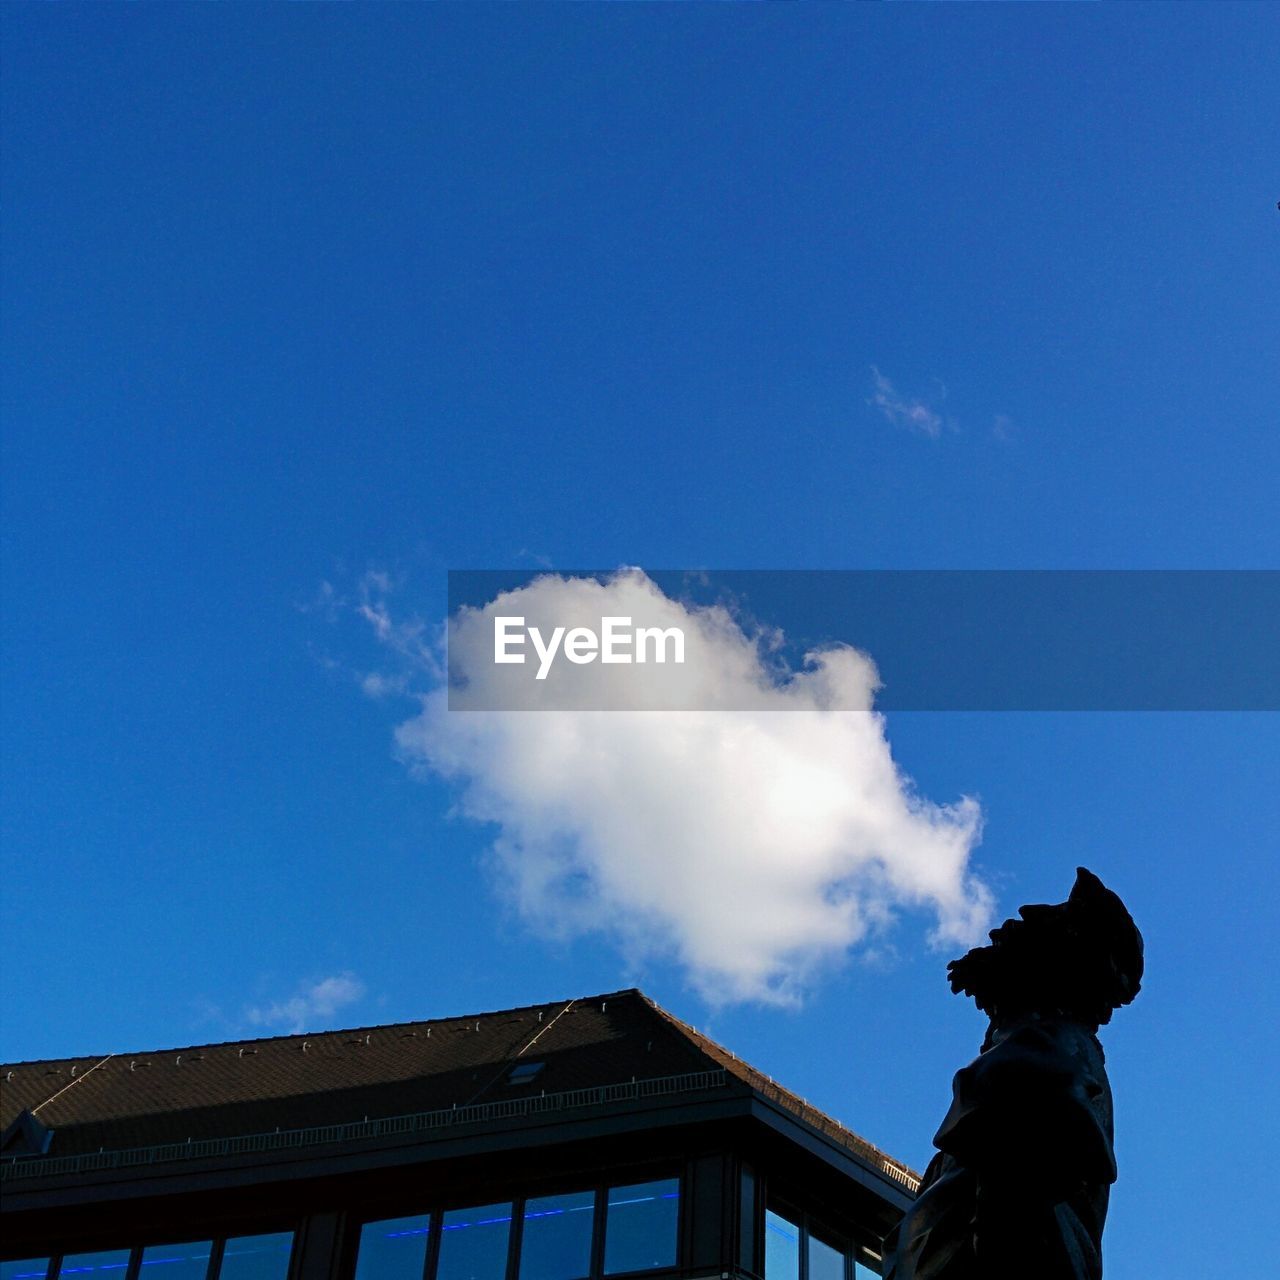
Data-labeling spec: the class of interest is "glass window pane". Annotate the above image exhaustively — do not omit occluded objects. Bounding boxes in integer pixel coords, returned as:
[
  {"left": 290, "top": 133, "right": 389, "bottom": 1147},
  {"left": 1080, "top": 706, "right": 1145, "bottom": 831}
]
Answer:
[
  {"left": 853, "top": 1266, "right": 878, "bottom": 1279},
  {"left": 808, "top": 1236, "right": 844, "bottom": 1280},
  {"left": 140, "top": 1243, "right": 214, "bottom": 1280},
  {"left": 519, "top": 1192, "right": 594, "bottom": 1280},
  {"left": 437, "top": 1203, "right": 513, "bottom": 1280},
  {"left": 2, "top": 1263, "right": 51, "bottom": 1280},
  {"left": 603, "top": 1179, "right": 679, "bottom": 1275},
  {"left": 738, "top": 1169, "right": 756, "bottom": 1274},
  {"left": 355, "top": 1216, "right": 431, "bottom": 1280},
  {"left": 764, "top": 1211, "right": 799, "bottom": 1280},
  {"left": 218, "top": 1234, "right": 294, "bottom": 1280},
  {"left": 58, "top": 1254, "right": 131, "bottom": 1280}
]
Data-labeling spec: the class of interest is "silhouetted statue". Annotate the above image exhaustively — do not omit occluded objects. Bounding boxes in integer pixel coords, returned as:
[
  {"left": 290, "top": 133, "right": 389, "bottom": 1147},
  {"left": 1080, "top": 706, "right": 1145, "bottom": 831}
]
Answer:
[{"left": 886, "top": 868, "right": 1143, "bottom": 1280}]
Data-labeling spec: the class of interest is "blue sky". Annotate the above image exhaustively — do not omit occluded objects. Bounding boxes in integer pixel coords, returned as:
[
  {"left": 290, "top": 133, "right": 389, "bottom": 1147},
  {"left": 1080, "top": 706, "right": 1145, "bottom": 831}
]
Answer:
[{"left": 2, "top": 4, "right": 1278, "bottom": 1275}]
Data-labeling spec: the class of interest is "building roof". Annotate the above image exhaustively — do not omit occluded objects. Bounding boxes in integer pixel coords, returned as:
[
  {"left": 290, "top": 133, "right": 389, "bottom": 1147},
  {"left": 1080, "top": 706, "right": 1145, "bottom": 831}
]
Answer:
[{"left": 0, "top": 988, "right": 919, "bottom": 1192}]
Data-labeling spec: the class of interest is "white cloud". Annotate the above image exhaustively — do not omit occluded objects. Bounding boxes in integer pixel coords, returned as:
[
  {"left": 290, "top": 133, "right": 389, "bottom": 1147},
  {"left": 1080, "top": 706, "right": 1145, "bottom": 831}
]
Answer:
[
  {"left": 869, "top": 366, "right": 945, "bottom": 438},
  {"left": 387, "top": 570, "right": 992, "bottom": 1006},
  {"left": 245, "top": 973, "right": 366, "bottom": 1034}
]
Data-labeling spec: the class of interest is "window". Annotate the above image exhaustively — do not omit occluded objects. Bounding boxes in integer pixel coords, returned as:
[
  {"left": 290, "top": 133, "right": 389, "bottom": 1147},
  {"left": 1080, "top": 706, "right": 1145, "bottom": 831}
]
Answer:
[
  {"left": 139, "top": 1242, "right": 214, "bottom": 1280},
  {"left": 764, "top": 1208, "right": 880, "bottom": 1280},
  {"left": 602, "top": 1180, "right": 679, "bottom": 1275},
  {"left": 506, "top": 1062, "right": 545, "bottom": 1086},
  {"left": 807, "top": 1236, "right": 843, "bottom": 1280},
  {"left": 56, "top": 1255, "right": 131, "bottom": 1280},
  {"left": 518, "top": 1191, "right": 594, "bottom": 1280},
  {"left": 764, "top": 1211, "right": 799, "bottom": 1280},
  {"left": 349, "top": 1175, "right": 682, "bottom": 1280},
  {"left": 437, "top": 1203, "right": 513, "bottom": 1280},
  {"left": 218, "top": 1235, "right": 294, "bottom": 1280},
  {"left": 738, "top": 1168, "right": 757, "bottom": 1276},
  {"left": 1, "top": 1264, "right": 50, "bottom": 1280},
  {"left": 354, "top": 1217, "right": 431, "bottom": 1280},
  {"left": 33, "top": 1234, "right": 295, "bottom": 1280}
]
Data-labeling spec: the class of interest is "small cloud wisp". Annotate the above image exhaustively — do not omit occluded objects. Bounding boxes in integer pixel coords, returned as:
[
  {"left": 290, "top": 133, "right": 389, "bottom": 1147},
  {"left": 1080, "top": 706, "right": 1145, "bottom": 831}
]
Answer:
[
  {"left": 245, "top": 973, "right": 366, "bottom": 1035},
  {"left": 869, "top": 366, "right": 945, "bottom": 438}
]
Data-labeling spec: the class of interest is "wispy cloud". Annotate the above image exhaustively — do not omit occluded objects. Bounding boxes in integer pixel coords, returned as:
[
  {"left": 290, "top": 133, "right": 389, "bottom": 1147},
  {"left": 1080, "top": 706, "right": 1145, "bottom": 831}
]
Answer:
[
  {"left": 868, "top": 366, "right": 945, "bottom": 438},
  {"left": 245, "top": 973, "right": 366, "bottom": 1035},
  {"left": 355, "top": 571, "right": 443, "bottom": 680},
  {"left": 360, "top": 671, "right": 408, "bottom": 699}
]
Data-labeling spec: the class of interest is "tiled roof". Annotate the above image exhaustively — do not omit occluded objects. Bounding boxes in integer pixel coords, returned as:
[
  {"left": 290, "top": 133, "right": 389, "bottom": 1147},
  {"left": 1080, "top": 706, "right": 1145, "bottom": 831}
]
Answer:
[{"left": 0, "top": 989, "right": 918, "bottom": 1188}]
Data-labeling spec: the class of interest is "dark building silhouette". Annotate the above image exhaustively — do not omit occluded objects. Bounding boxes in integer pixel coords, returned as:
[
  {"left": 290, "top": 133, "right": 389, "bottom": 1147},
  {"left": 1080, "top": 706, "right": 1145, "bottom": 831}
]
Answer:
[{"left": 1, "top": 990, "right": 916, "bottom": 1280}]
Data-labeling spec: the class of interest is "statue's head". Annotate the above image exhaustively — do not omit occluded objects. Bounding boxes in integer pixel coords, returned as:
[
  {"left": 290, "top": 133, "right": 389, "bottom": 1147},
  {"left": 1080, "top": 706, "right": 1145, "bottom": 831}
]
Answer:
[{"left": 947, "top": 867, "right": 1144, "bottom": 1030}]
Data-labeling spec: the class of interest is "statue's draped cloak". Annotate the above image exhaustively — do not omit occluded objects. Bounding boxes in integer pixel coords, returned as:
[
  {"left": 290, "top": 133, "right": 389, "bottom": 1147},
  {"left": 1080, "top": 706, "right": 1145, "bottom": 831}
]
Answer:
[{"left": 886, "top": 1016, "right": 1115, "bottom": 1280}]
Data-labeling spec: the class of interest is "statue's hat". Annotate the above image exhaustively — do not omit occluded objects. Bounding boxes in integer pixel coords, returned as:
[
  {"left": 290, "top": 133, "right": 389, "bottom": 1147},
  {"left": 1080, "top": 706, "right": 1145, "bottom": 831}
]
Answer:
[{"left": 1063, "top": 865, "right": 1145, "bottom": 1006}]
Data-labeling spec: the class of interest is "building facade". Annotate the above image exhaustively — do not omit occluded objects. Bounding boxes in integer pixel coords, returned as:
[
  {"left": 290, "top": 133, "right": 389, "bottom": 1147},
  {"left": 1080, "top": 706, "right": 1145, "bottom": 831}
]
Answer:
[{"left": 1, "top": 991, "right": 918, "bottom": 1280}]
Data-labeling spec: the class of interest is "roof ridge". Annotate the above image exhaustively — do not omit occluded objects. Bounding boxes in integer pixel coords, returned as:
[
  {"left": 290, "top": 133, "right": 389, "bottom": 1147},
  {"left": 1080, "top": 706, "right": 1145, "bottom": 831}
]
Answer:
[
  {"left": 0, "top": 989, "right": 645, "bottom": 1069},
  {"left": 637, "top": 993, "right": 921, "bottom": 1184}
]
